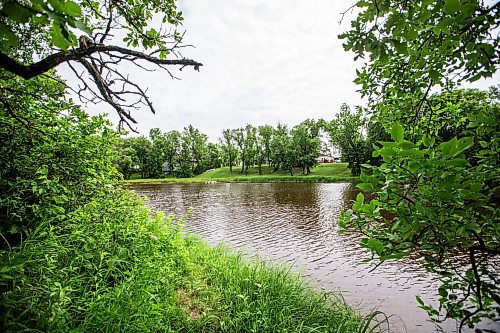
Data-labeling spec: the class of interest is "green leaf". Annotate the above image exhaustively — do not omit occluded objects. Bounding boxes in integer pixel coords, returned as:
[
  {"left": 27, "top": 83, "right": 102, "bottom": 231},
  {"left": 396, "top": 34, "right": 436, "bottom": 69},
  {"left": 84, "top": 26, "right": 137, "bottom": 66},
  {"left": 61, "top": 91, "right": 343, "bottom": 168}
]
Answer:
[
  {"left": 51, "top": 23, "right": 71, "bottom": 50},
  {"left": 74, "top": 19, "right": 92, "bottom": 35},
  {"left": 63, "top": 0, "right": 83, "bottom": 17},
  {"left": 444, "top": 0, "right": 460, "bottom": 15},
  {"left": 2, "top": 3, "right": 33, "bottom": 23},
  {"left": 356, "top": 183, "right": 374, "bottom": 191},
  {"left": 398, "top": 140, "right": 415, "bottom": 150},
  {"left": 353, "top": 192, "right": 365, "bottom": 210},
  {"left": 422, "top": 136, "right": 435, "bottom": 147},
  {"left": 390, "top": 123, "right": 404, "bottom": 142},
  {"left": 356, "top": 192, "right": 364, "bottom": 204},
  {"left": 429, "top": 70, "right": 441, "bottom": 82},
  {"left": 0, "top": 23, "right": 19, "bottom": 47},
  {"left": 405, "top": 29, "right": 418, "bottom": 41},
  {"left": 367, "top": 238, "right": 384, "bottom": 256},
  {"left": 391, "top": 39, "right": 407, "bottom": 54},
  {"left": 448, "top": 158, "right": 467, "bottom": 167}
]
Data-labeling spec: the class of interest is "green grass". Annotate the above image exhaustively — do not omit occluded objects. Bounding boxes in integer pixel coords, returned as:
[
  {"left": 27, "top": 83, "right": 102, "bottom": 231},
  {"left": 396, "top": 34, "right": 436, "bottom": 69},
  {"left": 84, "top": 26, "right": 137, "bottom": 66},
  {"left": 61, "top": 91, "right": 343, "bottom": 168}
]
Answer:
[
  {"left": 179, "top": 240, "right": 381, "bottom": 332},
  {"left": 125, "top": 163, "right": 357, "bottom": 183},
  {"left": 1, "top": 188, "right": 385, "bottom": 332}
]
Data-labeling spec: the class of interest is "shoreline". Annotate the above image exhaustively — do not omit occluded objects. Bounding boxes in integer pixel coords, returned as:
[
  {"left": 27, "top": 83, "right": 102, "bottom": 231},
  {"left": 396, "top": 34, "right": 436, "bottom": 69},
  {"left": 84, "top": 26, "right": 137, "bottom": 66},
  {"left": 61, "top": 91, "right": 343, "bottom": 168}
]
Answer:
[
  {"left": 123, "top": 175, "right": 358, "bottom": 184},
  {"left": 122, "top": 163, "right": 357, "bottom": 184}
]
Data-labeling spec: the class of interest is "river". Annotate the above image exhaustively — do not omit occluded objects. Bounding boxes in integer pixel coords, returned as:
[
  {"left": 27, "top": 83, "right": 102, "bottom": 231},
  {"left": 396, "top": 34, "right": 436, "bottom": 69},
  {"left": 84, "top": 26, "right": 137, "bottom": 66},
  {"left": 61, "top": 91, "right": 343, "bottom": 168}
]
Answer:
[{"left": 129, "top": 181, "right": 498, "bottom": 333}]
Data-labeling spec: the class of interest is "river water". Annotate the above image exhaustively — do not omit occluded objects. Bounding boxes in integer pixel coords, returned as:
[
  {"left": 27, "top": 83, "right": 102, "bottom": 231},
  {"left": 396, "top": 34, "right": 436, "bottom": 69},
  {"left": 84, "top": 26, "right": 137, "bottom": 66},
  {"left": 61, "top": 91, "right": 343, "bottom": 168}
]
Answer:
[{"left": 129, "top": 182, "right": 497, "bottom": 333}]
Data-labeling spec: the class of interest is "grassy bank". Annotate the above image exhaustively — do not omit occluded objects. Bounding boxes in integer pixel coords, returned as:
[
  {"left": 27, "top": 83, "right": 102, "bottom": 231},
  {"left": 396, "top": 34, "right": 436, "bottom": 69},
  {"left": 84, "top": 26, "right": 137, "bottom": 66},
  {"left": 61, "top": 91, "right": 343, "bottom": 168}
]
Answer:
[
  {"left": 125, "top": 163, "right": 357, "bottom": 183},
  {"left": 1, "top": 189, "right": 378, "bottom": 332}
]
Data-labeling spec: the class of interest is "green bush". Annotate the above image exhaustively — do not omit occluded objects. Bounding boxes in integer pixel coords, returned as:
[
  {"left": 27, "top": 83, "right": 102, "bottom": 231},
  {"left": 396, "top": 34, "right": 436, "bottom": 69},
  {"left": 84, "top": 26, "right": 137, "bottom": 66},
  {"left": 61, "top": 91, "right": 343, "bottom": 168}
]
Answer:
[{"left": 0, "top": 190, "right": 190, "bottom": 332}]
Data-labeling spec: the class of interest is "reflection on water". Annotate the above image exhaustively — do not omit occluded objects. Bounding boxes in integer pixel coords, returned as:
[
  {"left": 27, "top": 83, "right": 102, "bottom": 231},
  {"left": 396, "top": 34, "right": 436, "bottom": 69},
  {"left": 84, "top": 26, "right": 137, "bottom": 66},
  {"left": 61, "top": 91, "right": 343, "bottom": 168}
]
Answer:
[{"left": 130, "top": 182, "right": 497, "bottom": 333}]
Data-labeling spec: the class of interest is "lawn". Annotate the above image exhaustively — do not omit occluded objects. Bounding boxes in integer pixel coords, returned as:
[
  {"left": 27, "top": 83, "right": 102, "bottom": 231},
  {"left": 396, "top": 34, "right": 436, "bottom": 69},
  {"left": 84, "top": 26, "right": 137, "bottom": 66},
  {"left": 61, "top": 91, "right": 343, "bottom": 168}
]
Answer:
[{"left": 124, "top": 163, "right": 357, "bottom": 183}]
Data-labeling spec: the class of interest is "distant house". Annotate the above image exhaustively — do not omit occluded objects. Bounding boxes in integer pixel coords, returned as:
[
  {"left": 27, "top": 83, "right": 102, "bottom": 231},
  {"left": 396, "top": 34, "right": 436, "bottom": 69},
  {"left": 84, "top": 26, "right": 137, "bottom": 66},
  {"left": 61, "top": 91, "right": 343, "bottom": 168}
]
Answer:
[
  {"left": 317, "top": 154, "right": 339, "bottom": 163},
  {"left": 162, "top": 161, "right": 172, "bottom": 174}
]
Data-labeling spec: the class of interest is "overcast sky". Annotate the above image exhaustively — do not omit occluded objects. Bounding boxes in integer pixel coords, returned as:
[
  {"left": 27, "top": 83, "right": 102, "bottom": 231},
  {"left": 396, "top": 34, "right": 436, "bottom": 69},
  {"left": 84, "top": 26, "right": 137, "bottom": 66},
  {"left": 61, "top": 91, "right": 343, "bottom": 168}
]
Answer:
[{"left": 59, "top": 0, "right": 498, "bottom": 141}]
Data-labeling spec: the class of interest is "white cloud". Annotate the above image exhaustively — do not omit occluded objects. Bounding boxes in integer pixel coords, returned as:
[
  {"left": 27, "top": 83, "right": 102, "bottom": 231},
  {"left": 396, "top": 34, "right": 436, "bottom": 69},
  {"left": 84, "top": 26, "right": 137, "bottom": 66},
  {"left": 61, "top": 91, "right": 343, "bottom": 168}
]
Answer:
[{"left": 58, "top": 0, "right": 498, "bottom": 140}]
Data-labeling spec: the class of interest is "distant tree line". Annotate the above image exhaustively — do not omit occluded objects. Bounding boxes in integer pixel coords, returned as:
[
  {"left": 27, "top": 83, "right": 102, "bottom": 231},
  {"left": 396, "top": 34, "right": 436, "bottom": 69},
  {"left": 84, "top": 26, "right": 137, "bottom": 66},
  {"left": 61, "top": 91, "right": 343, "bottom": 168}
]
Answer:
[{"left": 113, "top": 108, "right": 397, "bottom": 179}]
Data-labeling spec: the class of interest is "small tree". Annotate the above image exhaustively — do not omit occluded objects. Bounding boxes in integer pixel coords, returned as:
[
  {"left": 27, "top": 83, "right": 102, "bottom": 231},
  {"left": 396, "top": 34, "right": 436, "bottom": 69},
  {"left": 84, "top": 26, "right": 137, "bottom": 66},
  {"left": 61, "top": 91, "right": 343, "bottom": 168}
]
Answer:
[
  {"left": 327, "top": 104, "right": 370, "bottom": 176},
  {"left": 221, "top": 129, "right": 237, "bottom": 172},
  {"left": 291, "top": 122, "right": 320, "bottom": 175}
]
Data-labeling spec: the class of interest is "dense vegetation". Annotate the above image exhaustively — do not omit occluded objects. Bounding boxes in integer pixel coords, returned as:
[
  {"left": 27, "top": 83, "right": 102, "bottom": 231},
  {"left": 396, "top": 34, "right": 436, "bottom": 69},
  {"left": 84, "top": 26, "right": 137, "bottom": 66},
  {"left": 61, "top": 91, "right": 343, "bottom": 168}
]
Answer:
[
  {"left": 1, "top": 0, "right": 499, "bottom": 332},
  {"left": 340, "top": 0, "right": 499, "bottom": 330},
  {"left": 0, "top": 1, "right": 376, "bottom": 332},
  {"left": 114, "top": 112, "right": 388, "bottom": 180},
  {"left": 0, "top": 61, "right": 374, "bottom": 333},
  {"left": 115, "top": 121, "right": 323, "bottom": 179}
]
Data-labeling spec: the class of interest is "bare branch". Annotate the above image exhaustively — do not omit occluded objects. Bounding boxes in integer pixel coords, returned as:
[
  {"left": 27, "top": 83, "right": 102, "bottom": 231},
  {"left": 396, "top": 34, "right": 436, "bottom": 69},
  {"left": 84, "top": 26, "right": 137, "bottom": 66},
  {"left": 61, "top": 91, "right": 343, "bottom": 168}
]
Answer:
[{"left": 0, "top": 44, "right": 202, "bottom": 80}]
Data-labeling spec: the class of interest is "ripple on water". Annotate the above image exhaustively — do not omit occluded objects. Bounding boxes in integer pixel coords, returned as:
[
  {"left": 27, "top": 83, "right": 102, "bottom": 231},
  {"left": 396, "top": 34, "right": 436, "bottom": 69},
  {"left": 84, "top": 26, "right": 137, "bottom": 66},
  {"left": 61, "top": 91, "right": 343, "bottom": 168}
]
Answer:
[{"left": 130, "top": 182, "right": 499, "bottom": 333}]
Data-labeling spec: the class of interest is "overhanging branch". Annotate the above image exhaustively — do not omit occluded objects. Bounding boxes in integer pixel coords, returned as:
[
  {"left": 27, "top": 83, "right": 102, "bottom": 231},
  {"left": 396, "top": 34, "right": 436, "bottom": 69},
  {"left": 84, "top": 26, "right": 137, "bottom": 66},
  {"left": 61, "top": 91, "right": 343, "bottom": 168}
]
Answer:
[
  {"left": 0, "top": 44, "right": 202, "bottom": 80},
  {"left": 1, "top": 41, "right": 203, "bottom": 131}
]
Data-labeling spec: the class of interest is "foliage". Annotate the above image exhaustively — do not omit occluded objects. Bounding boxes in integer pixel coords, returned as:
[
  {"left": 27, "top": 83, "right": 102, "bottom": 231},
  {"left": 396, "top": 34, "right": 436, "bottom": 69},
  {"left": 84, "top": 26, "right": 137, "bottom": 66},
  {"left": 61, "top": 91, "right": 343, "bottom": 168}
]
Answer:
[
  {"left": 327, "top": 104, "right": 371, "bottom": 176},
  {"left": 342, "top": 117, "right": 499, "bottom": 329},
  {"left": 113, "top": 138, "right": 138, "bottom": 180},
  {"left": 291, "top": 121, "right": 321, "bottom": 175},
  {"left": 206, "top": 143, "right": 222, "bottom": 170},
  {"left": 340, "top": 1, "right": 500, "bottom": 329},
  {"left": 0, "top": 0, "right": 201, "bottom": 129},
  {"left": 0, "top": 72, "right": 368, "bottom": 333},
  {"left": 183, "top": 125, "right": 209, "bottom": 175},
  {"left": 1, "top": 190, "right": 190, "bottom": 332},
  {"left": 147, "top": 128, "right": 168, "bottom": 178},
  {"left": 258, "top": 125, "right": 274, "bottom": 165},
  {"left": 186, "top": 243, "right": 373, "bottom": 333},
  {"left": 220, "top": 129, "right": 238, "bottom": 173},
  {"left": 0, "top": 74, "right": 118, "bottom": 243},
  {"left": 1, "top": 190, "right": 371, "bottom": 332},
  {"left": 339, "top": 0, "right": 499, "bottom": 128}
]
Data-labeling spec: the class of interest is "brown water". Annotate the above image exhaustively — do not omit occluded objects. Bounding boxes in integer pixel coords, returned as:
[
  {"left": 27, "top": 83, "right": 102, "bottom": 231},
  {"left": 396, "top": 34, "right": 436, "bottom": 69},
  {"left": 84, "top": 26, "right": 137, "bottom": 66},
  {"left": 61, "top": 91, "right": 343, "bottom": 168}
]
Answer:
[{"left": 130, "top": 182, "right": 498, "bottom": 333}]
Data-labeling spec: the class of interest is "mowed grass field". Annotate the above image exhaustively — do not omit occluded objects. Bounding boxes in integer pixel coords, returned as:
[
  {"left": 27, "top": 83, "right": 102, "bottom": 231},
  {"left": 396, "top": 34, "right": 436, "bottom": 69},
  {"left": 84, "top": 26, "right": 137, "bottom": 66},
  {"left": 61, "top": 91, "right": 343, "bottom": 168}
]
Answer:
[{"left": 125, "top": 163, "right": 356, "bottom": 183}]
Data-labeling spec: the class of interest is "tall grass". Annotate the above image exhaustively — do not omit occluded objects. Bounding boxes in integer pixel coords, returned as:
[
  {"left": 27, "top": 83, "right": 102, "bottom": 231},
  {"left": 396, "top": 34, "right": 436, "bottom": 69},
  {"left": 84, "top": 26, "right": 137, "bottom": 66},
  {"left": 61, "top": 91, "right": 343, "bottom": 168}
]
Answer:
[
  {"left": 184, "top": 242, "right": 372, "bottom": 332},
  {"left": 1, "top": 188, "right": 383, "bottom": 332}
]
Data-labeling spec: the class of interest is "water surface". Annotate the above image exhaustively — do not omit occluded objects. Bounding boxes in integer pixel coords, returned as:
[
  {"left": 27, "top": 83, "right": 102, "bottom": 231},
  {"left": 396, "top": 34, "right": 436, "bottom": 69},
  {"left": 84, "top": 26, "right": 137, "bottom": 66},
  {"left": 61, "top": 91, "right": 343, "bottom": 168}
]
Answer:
[{"left": 130, "top": 182, "right": 496, "bottom": 333}]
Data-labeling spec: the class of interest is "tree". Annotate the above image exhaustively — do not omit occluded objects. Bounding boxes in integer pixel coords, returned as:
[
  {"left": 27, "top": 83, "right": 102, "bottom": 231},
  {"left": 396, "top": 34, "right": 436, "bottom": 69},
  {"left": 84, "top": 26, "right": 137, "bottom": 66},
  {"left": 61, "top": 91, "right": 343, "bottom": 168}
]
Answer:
[
  {"left": 258, "top": 125, "right": 273, "bottom": 165},
  {"left": 113, "top": 137, "right": 138, "bottom": 179},
  {"left": 0, "top": 74, "right": 119, "bottom": 244},
  {"left": 164, "top": 130, "right": 182, "bottom": 176},
  {"left": 0, "top": 0, "right": 202, "bottom": 130},
  {"left": 269, "top": 123, "right": 289, "bottom": 172},
  {"left": 282, "top": 133, "right": 298, "bottom": 176},
  {"left": 339, "top": 0, "right": 498, "bottom": 133},
  {"left": 174, "top": 133, "right": 193, "bottom": 178},
  {"left": 291, "top": 121, "right": 320, "bottom": 175},
  {"left": 206, "top": 143, "right": 221, "bottom": 170},
  {"left": 183, "top": 125, "right": 208, "bottom": 175},
  {"left": 243, "top": 124, "right": 257, "bottom": 173},
  {"left": 340, "top": 1, "right": 499, "bottom": 329},
  {"left": 128, "top": 136, "right": 151, "bottom": 178},
  {"left": 232, "top": 128, "right": 246, "bottom": 173},
  {"left": 327, "top": 104, "right": 370, "bottom": 176},
  {"left": 147, "top": 128, "right": 167, "bottom": 178},
  {"left": 220, "top": 129, "right": 237, "bottom": 173}
]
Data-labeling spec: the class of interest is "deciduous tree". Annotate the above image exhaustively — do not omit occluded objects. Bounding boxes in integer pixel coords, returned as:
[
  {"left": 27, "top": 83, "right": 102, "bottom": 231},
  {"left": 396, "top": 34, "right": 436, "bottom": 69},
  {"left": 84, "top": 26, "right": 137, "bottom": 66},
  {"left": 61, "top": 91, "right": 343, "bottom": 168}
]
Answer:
[
  {"left": 340, "top": 1, "right": 499, "bottom": 329},
  {"left": 0, "top": 0, "right": 202, "bottom": 130}
]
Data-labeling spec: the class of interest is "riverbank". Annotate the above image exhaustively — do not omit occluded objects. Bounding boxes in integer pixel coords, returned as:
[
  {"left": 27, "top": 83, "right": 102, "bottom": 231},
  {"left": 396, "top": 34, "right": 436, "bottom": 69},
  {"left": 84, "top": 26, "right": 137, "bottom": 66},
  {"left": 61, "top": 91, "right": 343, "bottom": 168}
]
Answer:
[
  {"left": 178, "top": 238, "right": 375, "bottom": 332},
  {"left": 1, "top": 189, "right": 375, "bottom": 332},
  {"left": 125, "top": 163, "right": 357, "bottom": 183}
]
